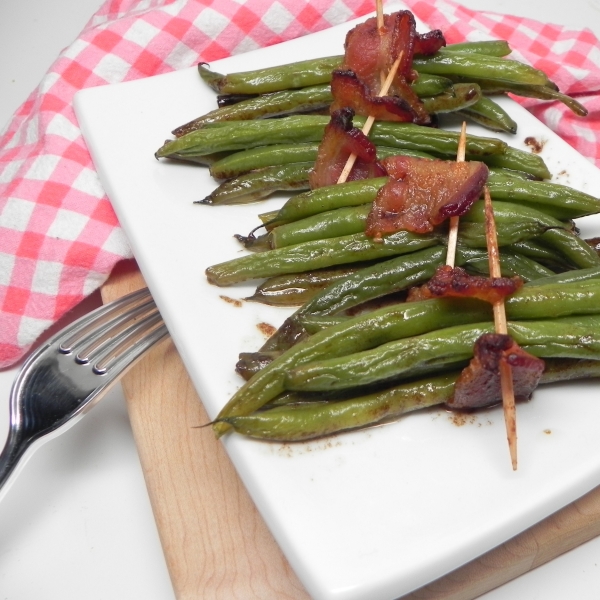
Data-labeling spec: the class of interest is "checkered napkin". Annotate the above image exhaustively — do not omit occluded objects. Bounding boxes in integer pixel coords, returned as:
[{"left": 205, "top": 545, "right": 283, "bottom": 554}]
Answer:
[{"left": 1, "top": 0, "right": 599, "bottom": 368}]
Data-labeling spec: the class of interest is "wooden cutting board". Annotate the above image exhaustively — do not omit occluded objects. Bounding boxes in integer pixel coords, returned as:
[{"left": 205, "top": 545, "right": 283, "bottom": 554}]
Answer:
[{"left": 102, "top": 259, "right": 600, "bottom": 600}]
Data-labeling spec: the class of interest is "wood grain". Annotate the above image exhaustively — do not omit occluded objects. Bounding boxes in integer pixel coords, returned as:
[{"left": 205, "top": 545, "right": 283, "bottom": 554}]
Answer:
[{"left": 102, "top": 260, "right": 600, "bottom": 600}]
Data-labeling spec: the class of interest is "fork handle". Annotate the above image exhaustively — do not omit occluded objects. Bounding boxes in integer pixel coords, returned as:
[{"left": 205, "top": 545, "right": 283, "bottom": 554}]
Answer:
[{"left": 0, "top": 430, "right": 32, "bottom": 502}]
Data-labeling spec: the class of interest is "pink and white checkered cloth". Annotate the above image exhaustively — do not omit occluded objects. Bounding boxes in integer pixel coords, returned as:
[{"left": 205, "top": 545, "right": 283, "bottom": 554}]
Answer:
[{"left": 1, "top": 0, "right": 599, "bottom": 368}]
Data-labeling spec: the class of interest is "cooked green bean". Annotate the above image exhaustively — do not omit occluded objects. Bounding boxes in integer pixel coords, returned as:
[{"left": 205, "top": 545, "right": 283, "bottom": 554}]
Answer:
[
  {"left": 441, "top": 40, "right": 512, "bottom": 57},
  {"left": 213, "top": 280, "right": 600, "bottom": 434},
  {"left": 174, "top": 85, "right": 332, "bottom": 136},
  {"left": 219, "top": 372, "right": 457, "bottom": 440},
  {"left": 245, "top": 263, "right": 371, "bottom": 306},
  {"left": 537, "top": 228, "right": 600, "bottom": 269},
  {"left": 210, "top": 143, "right": 320, "bottom": 179},
  {"left": 268, "top": 177, "right": 389, "bottom": 226},
  {"left": 210, "top": 145, "right": 434, "bottom": 180},
  {"left": 267, "top": 192, "right": 590, "bottom": 250},
  {"left": 199, "top": 56, "right": 343, "bottom": 94},
  {"left": 365, "top": 119, "right": 508, "bottom": 158},
  {"left": 284, "top": 315, "right": 600, "bottom": 392},
  {"left": 508, "top": 239, "right": 572, "bottom": 270},
  {"left": 486, "top": 173, "right": 600, "bottom": 219},
  {"left": 460, "top": 249, "right": 555, "bottom": 280},
  {"left": 451, "top": 79, "right": 588, "bottom": 117},
  {"left": 457, "top": 96, "right": 518, "bottom": 134},
  {"left": 156, "top": 115, "right": 327, "bottom": 159},
  {"left": 198, "top": 163, "right": 312, "bottom": 205},
  {"left": 205, "top": 229, "right": 438, "bottom": 286},
  {"left": 216, "top": 358, "right": 600, "bottom": 442},
  {"left": 421, "top": 83, "right": 482, "bottom": 114},
  {"left": 412, "top": 52, "right": 552, "bottom": 87},
  {"left": 268, "top": 204, "right": 371, "bottom": 248}
]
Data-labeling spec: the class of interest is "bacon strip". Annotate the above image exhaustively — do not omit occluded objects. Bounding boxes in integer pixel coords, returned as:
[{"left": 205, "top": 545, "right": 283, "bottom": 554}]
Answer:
[
  {"left": 365, "top": 155, "right": 489, "bottom": 236},
  {"left": 330, "top": 70, "right": 420, "bottom": 122},
  {"left": 407, "top": 265, "right": 523, "bottom": 303},
  {"left": 308, "top": 108, "right": 386, "bottom": 189},
  {"left": 448, "top": 334, "right": 545, "bottom": 410},
  {"left": 342, "top": 10, "right": 443, "bottom": 125}
]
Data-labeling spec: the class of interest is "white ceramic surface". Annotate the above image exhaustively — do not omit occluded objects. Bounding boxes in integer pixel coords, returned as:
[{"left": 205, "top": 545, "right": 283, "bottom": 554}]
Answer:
[{"left": 73, "top": 7, "right": 600, "bottom": 600}]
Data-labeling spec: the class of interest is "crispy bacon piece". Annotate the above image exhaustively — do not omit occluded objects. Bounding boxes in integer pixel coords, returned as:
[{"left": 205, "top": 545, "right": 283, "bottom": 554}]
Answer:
[
  {"left": 365, "top": 155, "right": 489, "bottom": 236},
  {"left": 407, "top": 265, "right": 523, "bottom": 303},
  {"left": 330, "top": 70, "right": 420, "bottom": 122},
  {"left": 344, "top": 11, "right": 445, "bottom": 89},
  {"left": 414, "top": 29, "right": 447, "bottom": 55},
  {"left": 308, "top": 108, "right": 386, "bottom": 189},
  {"left": 448, "top": 334, "right": 545, "bottom": 410},
  {"left": 342, "top": 11, "right": 445, "bottom": 125}
]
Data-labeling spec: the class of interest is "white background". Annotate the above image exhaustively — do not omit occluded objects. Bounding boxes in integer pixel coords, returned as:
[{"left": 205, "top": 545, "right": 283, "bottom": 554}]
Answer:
[{"left": 1, "top": 0, "right": 600, "bottom": 598}]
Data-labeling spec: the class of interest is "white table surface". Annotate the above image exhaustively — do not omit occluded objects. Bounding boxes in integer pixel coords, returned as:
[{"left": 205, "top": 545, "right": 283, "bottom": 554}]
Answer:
[{"left": 1, "top": 1, "right": 600, "bottom": 598}]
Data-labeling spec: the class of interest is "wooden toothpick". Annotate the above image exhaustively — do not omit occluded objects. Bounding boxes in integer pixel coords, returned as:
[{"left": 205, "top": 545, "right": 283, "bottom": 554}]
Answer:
[
  {"left": 484, "top": 186, "right": 518, "bottom": 471},
  {"left": 445, "top": 121, "right": 467, "bottom": 268}
]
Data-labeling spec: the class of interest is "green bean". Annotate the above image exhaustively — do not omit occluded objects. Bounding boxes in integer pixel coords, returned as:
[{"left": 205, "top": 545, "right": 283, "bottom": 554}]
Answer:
[
  {"left": 205, "top": 229, "right": 438, "bottom": 286},
  {"left": 200, "top": 41, "right": 513, "bottom": 97},
  {"left": 457, "top": 220, "right": 550, "bottom": 248},
  {"left": 421, "top": 83, "right": 482, "bottom": 114},
  {"left": 461, "top": 249, "right": 555, "bottom": 280},
  {"left": 486, "top": 172, "right": 600, "bottom": 219},
  {"left": 257, "top": 238, "right": 557, "bottom": 352},
  {"left": 284, "top": 315, "right": 600, "bottom": 392},
  {"left": 203, "top": 148, "right": 547, "bottom": 203},
  {"left": 210, "top": 145, "right": 434, "bottom": 180},
  {"left": 301, "top": 273, "right": 600, "bottom": 334},
  {"left": 412, "top": 52, "right": 552, "bottom": 87},
  {"left": 269, "top": 177, "right": 388, "bottom": 225},
  {"left": 537, "top": 228, "right": 600, "bottom": 269},
  {"left": 268, "top": 204, "right": 371, "bottom": 248},
  {"left": 210, "top": 143, "right": 320, "bottom": 179},
  {"left": 365, "top": 119, "right": 508, "bottom": 158},
  {"left": 156, "top": 115, "right": 327, "bottom": 159},
  {"left": 462, "top": 200, "right": 567, "bottom": 230},
  {"left": 219, "top": 372, "right": 457, "bottom": 440},
  {"left": 216, "top": 359, "right": 600, "bottom": 442},
  {"left": 179, "top": 74, "right": 454, "bottom": 137},
  {"left": 441, "top": 40, "right": 512, "bottom": 57},
  {"left": 457, "top": 96, "right": 518, "bottom": 134},
  {"left": 198, "top": 163, "right": 312, "bottom": 205},
  {"left": 264, "top": 167, "right": 560, "bottom": 229},
  {"left": 411, "top": 73, "right": 454, "bottom": 96},
  {"left": 451, "top": 78, "right": 588, "bottom": 117},
  {"left": 213, "top": 281, "right": 600, "bottom": 434},
  {"left": 198, "top": 56, "right": 343, "bottom": 94},
  {"left": 212, "top": 297, "right": 491, "bottom": 435},
  {"left": 524, "top": 265, "right": 600, "bottom": 286},
  {"left": 267, "top": 190, "right": 587, "bottom": 250},
  {"left": 159, "top": 115, "right": 550, "bottom": 179},
  {"left": 508, "top": 239, "right": 573, "bottom": 270},
  {"left": 174, "top": 85, "right": 332, "bottom": 136},
  {"left": 245, "top": 263, "right": 371, "bottom": 306},
  {"left": 479, "top": 146, "right": 551, "bottom": 180},
  {"left": 258, "top": 246, "right": 449, "bottom": 352}
]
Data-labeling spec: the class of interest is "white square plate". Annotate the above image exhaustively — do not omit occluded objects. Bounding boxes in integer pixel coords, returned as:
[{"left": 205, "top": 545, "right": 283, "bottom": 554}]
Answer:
[{"left": 74, "top": 7, "right": 600, "bottom": 599}]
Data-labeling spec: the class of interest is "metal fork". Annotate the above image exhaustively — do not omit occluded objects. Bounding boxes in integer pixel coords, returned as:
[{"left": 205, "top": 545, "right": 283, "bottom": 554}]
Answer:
[{"left": 0, "top": 288, "right": 168, "bottom": 501}]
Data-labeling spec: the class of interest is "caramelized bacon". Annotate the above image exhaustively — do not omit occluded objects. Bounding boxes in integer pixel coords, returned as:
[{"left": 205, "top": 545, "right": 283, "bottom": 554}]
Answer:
[
  {"left": 330, "top": 70, "right": 420, "bottom": 122},
  {"left": 308, "top": 108, "right": 386, "bottom": 189},
  {"left": 344, "top": 11, "right": 445, "bottom": 89},
  {"left": 448, "top": 334, "right": 545, "bottom": 410},
  {"left": 414, "top": 29, "right": 447, "bottom": 55},
  {"left": 342, "top": 10, "right": 444, "bottom": 126},
  {"left": 407, "top": 265, "right": 523, "bottom": 303},
  {"left": 365, "top": 156, "right": 489, "bottom": 236}
]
